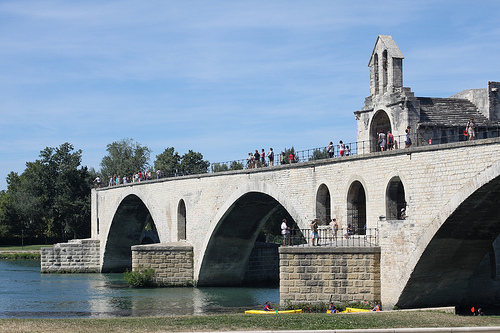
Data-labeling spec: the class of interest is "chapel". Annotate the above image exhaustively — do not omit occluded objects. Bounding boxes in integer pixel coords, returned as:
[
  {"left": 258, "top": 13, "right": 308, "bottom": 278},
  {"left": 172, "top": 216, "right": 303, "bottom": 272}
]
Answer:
[{"left": 354, "top": 35, "right": 500, "bottom": 153}]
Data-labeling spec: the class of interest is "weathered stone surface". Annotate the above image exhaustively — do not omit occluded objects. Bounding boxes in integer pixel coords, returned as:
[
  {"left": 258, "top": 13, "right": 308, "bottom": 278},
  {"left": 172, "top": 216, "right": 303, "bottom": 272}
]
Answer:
[
  {"left": 131, "top": 242, "right": 194, "bottom": 286},
  {"left": 41, "top": 239, "right": 100, "bottom": 273},
  {"left": 279, "top": 246, "right": 380, "bottom": 306}
]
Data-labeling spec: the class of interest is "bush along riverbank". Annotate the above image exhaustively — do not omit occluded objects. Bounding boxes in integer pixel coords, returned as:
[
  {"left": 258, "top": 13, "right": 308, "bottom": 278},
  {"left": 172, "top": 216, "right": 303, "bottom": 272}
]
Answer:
[{"left": 0, "top": 252, "right": 41, "bottom": 259}]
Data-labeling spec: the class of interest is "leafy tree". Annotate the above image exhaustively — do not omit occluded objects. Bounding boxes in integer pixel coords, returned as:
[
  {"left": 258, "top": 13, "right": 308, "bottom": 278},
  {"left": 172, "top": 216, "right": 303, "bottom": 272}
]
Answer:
[
  {"left": 229, "top": 161, "right": 244, "bottom": 170},
  {"left": 154, "top": 147, "right": 181, "bottom": 177},
  {"left": 0, "top": 190, "right": 14, "bottom": 237},
  {"left": 2, "top": 143, "right": 92, "bottom": 242},
  {"left": 100, "top": 138, "right": 151, "bottom": 179},
  {"left": 309, "top": 147, "right": 329, "bottom": 161},
  {"left": 211, "top": 163, "right": 229, "bottom": 173},
  {"left": 179, "top": 150, "right": 210, "bottom": 175},
  {"left": 279, "top": 147, "right": 297, "bottom": 164}
]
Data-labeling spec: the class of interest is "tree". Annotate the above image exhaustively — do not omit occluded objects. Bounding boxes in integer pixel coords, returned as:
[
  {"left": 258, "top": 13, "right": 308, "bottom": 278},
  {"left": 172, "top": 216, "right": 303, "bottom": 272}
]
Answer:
[
  {"left": 154, "top": 147, "right": 181, "bottom": 177},
  {"left": 309, "top": 148, "right": 329, "bottom": 161},
  {"left": 2, "top": 143, "right": 92, "bottom": 242},
  {"left": 229, "top": 161, "right": 244, "bottom": 171},
  {"left": 0, "top": 190, "right": 14, "bottom": 237},
  {"left": 100, "top": 138, "right": 151, "bottom": 179},
  {"left": 179, "top": 150, "right": 210, "bottom": 175},
  {"left": 211, "top": 163, "right": 229, "bottom": 173}
]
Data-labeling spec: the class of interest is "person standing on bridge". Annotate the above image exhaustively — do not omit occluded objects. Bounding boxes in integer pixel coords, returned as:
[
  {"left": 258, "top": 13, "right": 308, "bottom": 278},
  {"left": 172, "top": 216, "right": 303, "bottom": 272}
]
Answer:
[
  {"left": 310, "top": 219, "right": 319, "bottom": 246},
  {"left": 261, "top": 149, "right": 266, "bottom": 166},
  {"left": 254, "top": 150, "right": 261, "bottom": 168},
  {"left": 267, "top": 148, "right": 274, "bottom": 166},
  {"left": 405, "top": 126, "right": 412, "bottom": 148},
  {"left": 387, "top": 131, "right": 394, "bottom": 150},
  {"left": 466, "top": 117, "right": 476, "bottom": 141},
  {"left": 378, "top": 130, "right": 386, "bottom": 151},
  {"left": 331, "top": 218, "right": 338, "bottom": 241},
  {"left": 281, "top": 219, "right": 290, "bottom": 245},
  {"left": 328, "top": 142, "right": 334, "bottom": 158},
  {"left": 339, "top": 141, "right": 345, "bottom": 156}
]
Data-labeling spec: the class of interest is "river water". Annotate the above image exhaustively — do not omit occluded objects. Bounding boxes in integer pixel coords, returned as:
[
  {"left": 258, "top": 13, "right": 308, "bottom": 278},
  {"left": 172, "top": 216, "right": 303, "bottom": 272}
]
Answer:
[{"left": 0, "top": 260, "right": 279, "bottom": 318}]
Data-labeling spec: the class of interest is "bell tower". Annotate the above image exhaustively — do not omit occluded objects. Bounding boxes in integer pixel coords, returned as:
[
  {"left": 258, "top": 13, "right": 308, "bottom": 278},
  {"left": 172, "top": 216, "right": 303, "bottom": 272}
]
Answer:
[{"left": 369, "top": 35, "right": 404, "bottom": 96}]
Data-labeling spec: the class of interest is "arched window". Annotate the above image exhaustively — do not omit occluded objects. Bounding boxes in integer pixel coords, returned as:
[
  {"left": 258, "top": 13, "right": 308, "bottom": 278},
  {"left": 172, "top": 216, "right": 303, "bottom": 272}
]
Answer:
[
  {"left": 177, "top": 199, "right": 186, "bottom": 240},
  {"left": 316, "top": 184, "right": 331, "bottom": 226},
  {"left": 386, "top": 177, "right": 406, "bottom": 220},
  {"left": 347, "top": 181, "right": 366, "bottom": 235},
  {"left": 382, "top": 50, "right": 388, "bottom": 93},
  {"left": 374, "top": 53, "right": 379, "bottom": 95}
]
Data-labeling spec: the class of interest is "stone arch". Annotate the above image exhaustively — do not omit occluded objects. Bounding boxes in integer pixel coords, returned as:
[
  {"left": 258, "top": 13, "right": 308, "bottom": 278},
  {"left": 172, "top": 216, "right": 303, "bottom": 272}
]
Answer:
[
  {"left": 196, "top": 181, "right": 301, "bottom": 286},
  {"left": 370, "top": 110, "right": 392, "bottom": 152},
  {"left": 101, "top": 194, "right": 160, "bottom": 272},
  {"left": 347, "top": 180, "right": 367, "bottom": 235},
  {"left": 177, "top": 199, "right": 187, "bottom": 241},
  {"left": 395, "top": 160, "right": 500, "bottom": 309},
  {"left": 316, "top": 184, "right": 331, "bottom": 226},
  {"left": 385, "top": 176, "right": 406, "bottom": 220}
]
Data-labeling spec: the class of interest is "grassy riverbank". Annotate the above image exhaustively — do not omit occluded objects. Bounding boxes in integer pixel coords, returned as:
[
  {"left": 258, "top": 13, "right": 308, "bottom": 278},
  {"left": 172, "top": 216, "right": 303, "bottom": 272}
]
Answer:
[
  {"left": 0, "top": 311, "right": 499, "bottom": 333},
  {"left": 0, "top": 244, "right": 51, "bottom": 259}
]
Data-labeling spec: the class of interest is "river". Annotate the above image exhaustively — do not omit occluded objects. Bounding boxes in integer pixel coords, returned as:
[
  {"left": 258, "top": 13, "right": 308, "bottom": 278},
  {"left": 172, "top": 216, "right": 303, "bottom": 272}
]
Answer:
[{"left": 0, "top": 259, "right": 279, "bottom": 318}]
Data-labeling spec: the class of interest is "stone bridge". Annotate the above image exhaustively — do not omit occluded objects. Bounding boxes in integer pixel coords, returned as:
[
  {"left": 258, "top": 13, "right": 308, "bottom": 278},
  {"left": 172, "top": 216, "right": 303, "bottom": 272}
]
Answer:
[{"left": 82, "top": 137, "right": 500, "bottom": 309}]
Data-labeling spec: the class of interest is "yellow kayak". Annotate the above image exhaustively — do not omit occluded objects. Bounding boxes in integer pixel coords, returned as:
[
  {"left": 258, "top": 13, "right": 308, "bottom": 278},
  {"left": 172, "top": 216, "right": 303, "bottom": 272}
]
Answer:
[
  {"left": 340, "top": 307, "right": 370, "bottom": 313},
  {"left": 245, "top": 309, "right": 303, "bottom": 314}
]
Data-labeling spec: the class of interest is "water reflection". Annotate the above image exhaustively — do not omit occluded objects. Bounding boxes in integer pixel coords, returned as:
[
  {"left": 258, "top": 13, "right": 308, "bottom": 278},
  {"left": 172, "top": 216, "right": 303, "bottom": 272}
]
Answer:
[{"left": 0, "top": 260, "right": 279, "bottom": 318}]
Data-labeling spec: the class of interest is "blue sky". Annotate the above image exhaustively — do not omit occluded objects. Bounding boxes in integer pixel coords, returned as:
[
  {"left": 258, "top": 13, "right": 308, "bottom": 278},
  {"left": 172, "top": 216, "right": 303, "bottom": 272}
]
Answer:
[{"left": 1, "top": 1, "right": 499, "bottom": 190}]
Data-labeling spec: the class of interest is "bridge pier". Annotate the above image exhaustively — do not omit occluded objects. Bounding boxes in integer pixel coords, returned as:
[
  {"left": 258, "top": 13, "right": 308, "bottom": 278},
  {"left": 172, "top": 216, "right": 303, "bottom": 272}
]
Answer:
[
  {"left": 41, "top": 239, "right": 100, "bottom": 273},
  {"left": 279, "top": 246, "right": 381, "bottom": 306},
  {"left": 131, "top": 242, "right": 195, "bottom": 286}
]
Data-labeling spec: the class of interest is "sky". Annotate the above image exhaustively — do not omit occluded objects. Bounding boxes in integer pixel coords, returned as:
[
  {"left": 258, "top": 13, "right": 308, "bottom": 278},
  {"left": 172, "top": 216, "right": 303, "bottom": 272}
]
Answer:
[{"left": 1, "top": 1, "right": 499, "bottom": 190}]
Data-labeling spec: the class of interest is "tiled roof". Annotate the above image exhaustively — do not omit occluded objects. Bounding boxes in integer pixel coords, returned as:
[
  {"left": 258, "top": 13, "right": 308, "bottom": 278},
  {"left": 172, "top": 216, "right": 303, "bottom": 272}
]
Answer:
[{"left": 417, "top": 97, "right": 498, "bottom": 127}]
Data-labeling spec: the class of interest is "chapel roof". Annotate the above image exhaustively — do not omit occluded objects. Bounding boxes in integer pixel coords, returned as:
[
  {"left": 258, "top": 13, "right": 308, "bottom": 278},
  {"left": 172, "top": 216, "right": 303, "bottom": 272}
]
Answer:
[
  {"left": 369, "top": 35, "right": 404, "bottom": 66},
  {"left": 417, "top": 97, "right": 499, "bottom": 127}
]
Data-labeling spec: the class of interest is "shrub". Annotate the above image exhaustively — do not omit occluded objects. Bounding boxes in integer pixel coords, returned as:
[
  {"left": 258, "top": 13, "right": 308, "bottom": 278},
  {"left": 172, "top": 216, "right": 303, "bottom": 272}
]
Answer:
[
  {"left": 123, "top": 267, "right": 155, "bottom": 288},
  {"left": 0, "top": 252, "right": 41, "bottom": 260}
]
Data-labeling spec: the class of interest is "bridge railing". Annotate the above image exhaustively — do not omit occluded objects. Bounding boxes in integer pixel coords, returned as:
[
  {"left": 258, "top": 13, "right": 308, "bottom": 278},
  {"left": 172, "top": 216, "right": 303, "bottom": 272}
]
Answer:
[
  {"left": 286, "top": 227, "right": 378, "bottom": 247},
  {"left": 95, "top": 126, "right": 500, "bottom": 187},
  {"left": 210, "top": 126, "right": 500, "bottom": 173}
]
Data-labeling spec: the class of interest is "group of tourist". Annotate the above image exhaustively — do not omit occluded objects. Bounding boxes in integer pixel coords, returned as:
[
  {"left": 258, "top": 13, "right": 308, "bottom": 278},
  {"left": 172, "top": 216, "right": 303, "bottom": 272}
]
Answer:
[
  {"left": 94, "top": 170, "right": 163, "bottom": 188},
  {"left": 247, "top": 148, "right": 301, "bottom": 168},
  {"left": 327, "top": 141, "right": 351, "bottom": 157},
  {"left": 377, "top": 116, "right": 475, "bottom": 151},
  {"left": 376, "top": 126, "right": 411, "bottom": 151},
  {"left": 247, "top": 148, "right": 275, "bottom": 168}
]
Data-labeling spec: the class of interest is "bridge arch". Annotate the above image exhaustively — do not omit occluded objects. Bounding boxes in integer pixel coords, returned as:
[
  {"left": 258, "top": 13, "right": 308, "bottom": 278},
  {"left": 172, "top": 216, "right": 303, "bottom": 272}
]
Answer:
[
  {"left": 395, "top": 160, "right": 500, "bottom": 309},
  {"left": 101, "top": 193, "right": 160, "bottom": 272},
  {"left": 196, "top": 181, "right": 301, "bottom": 286}
]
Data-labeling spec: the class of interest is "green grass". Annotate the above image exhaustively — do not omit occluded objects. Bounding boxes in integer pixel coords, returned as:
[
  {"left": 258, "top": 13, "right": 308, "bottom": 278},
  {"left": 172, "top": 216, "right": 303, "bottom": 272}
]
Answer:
[
  {"left": 0, "top": 244, "right": 51, "bottom": 259},
  {"left": 0, "top": 244, "right": 53, "bottom": 251},
  {"left": 0, "top": 311, "right": 499, "bottom": 333}
]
